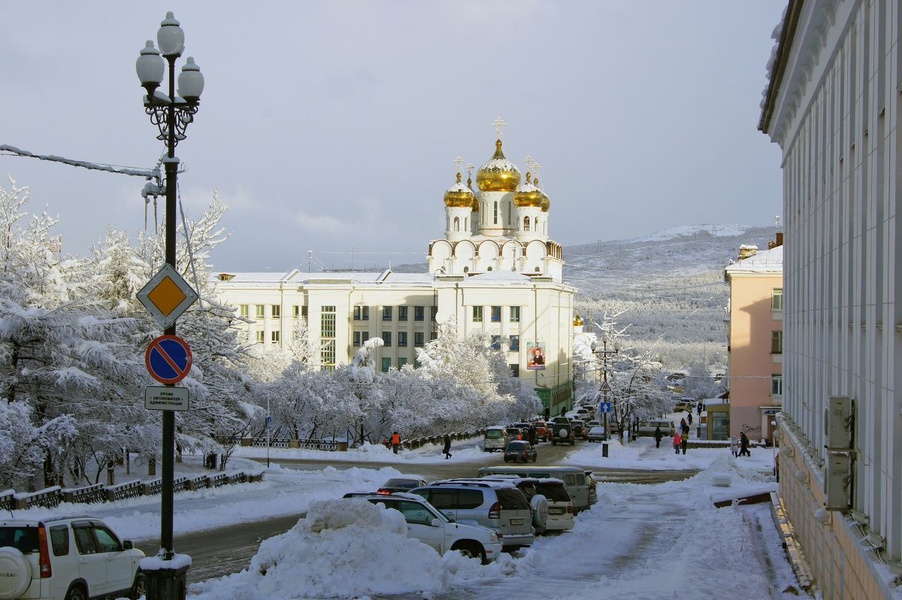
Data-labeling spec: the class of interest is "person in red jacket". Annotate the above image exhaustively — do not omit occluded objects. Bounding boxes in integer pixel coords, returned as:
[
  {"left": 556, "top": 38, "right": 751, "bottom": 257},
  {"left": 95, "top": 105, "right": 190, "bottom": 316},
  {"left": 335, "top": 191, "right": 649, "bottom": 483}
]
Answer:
[
  {"left": 672, "top": 431, "right": 682, "bottom": 454},
  {"left": 391, "top": 431, "right": 401, "bottom": 454}
]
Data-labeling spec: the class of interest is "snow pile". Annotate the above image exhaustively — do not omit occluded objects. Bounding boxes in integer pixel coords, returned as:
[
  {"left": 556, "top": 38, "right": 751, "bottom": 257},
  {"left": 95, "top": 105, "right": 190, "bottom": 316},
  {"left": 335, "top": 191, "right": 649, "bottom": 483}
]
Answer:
[{"left": 189, "top": 499, "right": 448, "bottom": 599}]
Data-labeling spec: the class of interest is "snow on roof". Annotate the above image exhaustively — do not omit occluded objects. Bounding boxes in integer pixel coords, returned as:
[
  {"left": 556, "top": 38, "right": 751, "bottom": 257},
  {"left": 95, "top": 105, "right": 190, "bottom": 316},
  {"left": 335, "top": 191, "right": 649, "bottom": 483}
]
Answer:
[
  {"left": 725, "top": 244, "right": 783, "bottom": 274},
  {"left": 466, "top": 270, "right": 533, "bottom": 283}
]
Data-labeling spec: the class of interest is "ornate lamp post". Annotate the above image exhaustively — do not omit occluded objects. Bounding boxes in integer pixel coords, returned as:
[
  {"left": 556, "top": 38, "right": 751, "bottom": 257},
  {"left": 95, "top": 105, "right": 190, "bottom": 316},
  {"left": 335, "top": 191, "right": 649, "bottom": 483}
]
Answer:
[{"left": 135, "top": 12, "right": 203, "bottom": 598}]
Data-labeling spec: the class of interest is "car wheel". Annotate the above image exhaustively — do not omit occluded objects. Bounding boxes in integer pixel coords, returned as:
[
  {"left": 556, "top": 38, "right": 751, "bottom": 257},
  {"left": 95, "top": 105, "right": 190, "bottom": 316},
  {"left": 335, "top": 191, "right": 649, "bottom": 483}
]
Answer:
[
  {"left": 130, "top": 571, "right": 147, "bottom": 600},
  {"left": 0, "top": 547, "right": 32, "bottom": 600},
  {"left": 451, "top": 541, "right": 487, "bottom": 564},
  {"left": 64, "top": 585, "right": 88, "bottom": 600}
]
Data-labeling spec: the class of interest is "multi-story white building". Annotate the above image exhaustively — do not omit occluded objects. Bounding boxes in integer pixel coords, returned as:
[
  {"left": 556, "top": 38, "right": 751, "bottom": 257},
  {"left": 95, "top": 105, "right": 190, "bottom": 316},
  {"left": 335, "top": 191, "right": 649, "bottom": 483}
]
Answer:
[
  {"left": 759, "top": 1, "right": 902, "bottom": 598},
  {"left": 213, "top": 132, "right": 576, "bottom": 417}
]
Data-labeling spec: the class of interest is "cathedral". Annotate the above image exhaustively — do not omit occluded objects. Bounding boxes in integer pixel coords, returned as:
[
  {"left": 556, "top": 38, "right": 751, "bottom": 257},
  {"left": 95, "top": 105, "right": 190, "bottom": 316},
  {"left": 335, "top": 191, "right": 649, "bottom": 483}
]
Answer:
[{"left": 214, "top": 124, "right": 575, "bottom": 416}]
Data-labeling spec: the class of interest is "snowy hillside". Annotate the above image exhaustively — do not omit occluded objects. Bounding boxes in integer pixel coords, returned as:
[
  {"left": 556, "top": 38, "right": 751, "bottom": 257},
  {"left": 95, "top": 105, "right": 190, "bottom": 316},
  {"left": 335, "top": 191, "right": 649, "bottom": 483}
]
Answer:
[{"left": 567, "top": 224, "right": 779, "bottom": 369}]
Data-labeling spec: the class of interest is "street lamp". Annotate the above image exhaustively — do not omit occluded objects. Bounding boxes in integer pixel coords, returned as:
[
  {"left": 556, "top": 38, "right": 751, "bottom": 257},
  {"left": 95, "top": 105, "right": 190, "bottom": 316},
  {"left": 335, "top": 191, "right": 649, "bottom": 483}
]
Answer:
[
  {"left": 592, "top": 335, "right": 620, "bottom": 442},
  {"left": 135, "top": 9, "right": 203, "bottom": 574}
]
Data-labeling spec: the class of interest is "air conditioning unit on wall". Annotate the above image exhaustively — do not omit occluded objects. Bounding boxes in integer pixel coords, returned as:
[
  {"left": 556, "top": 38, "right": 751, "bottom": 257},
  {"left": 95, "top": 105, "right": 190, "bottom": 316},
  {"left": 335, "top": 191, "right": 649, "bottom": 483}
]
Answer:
[
  {"left": 825, "top": 396, "right": 853, "bottom": 450},
  {"left": 824, "top": 396, "right": 854, "bottom": 511},
  {"left": 825, "top": 451, "right": 852, "bottom": 510}
]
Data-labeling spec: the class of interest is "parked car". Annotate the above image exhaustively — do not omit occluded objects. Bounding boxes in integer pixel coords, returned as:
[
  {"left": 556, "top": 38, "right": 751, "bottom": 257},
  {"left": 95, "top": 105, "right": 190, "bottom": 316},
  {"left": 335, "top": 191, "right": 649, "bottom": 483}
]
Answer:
[
  {"left": 673, "top": 397, "right": 696, "bottom": 413},
  {"left": 483, "top": 426, "right": 510, "bottom": 452},
  {"left": 637, "top": 418, "right": 676, "bottom": 437},
  {"left": 550, "top": 417, "right": 574, "bottom": 446},
  {"left": 410, "top": 481, "right": 535, "bottom": 550},
  {"left": 503, "top": 440, "right": 537, "bottom": 463},
  {"left": 532, "top": 479, "right": 575, "bottom": 531},
  {"left": 377, "top": 476, "right": 428, "bottom": 494},
  {"left": 435, "top": 477, "right": 548, "bottom": 535},
  {"left": 570, "top": 419, "right": 588, "bottom": 440},
  {"left": 477, "top": 465, "right": 596, "bottom": 513},
  {"left": 0, "top": 516, "right": 145, "bottom": 600},
  {"left": 343, "top": 492, "right": 502, "bottom": 563},
  {"left": 587, "top": 426, "right": 607, "bottom": 442}
]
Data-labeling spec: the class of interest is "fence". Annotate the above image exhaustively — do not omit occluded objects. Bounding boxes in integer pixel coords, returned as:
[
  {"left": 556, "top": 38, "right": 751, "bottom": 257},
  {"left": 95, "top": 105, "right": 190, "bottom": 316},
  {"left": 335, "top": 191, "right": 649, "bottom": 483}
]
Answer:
[
  {"left": 9, "top": 470, "right": 261, "bottom": 510},
  {"left": 239, "top": 429, "right": 486, "bottom": 452}
]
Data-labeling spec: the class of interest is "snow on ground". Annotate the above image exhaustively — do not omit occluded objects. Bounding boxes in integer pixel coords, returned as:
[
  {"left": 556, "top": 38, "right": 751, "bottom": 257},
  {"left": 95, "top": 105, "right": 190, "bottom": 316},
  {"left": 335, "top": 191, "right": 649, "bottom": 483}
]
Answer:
[{"left": 11, "top": 426, "right": 807, "bottom": 599}]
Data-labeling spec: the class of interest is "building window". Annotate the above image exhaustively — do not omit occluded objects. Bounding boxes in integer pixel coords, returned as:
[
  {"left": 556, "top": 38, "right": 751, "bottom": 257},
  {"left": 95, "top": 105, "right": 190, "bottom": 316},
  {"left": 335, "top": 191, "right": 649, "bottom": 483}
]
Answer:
[
  {"left": 431, "top": 306, "right": 437, "bottom": 321},
  {"left": 414, "top": 332, "right": 425, "bottom": 347},
  {"left": 509, "top": 335, "right": 519, "bottom": 351},
  {"left": 293, "top": 305, "right": 300, "bottom": 318},
  {"left": 771, "top": 331, "right": 783, "bottom": 354},
  {"left": 382, "top": 331, "right": 392, "bottom": 347},
  {"left": 398, "top": 332, "right": 408, "bottom": 347},
  {"left": 353, "top": 331, "right": 361, "bottom": 347},
  {"left": 271, "top": 331, "right": 280, "bottom": 343},
  {"left": 382, "top": 306, "right": 393, "bottom": 321},
  {"left": 472, "top": 306, "right": 483, "bottom": 322},
  {"left": 239, "top": 304, "right": 249, "bottom": 318},
  {"left": 320, "top": 306, "right": 336, "bottom": 370},
  {"left": 271, "top": 305, "right": 281, "bottom": 319},
  {"left": 354, "top": 306, "right": 369, "bottom": 321},
  {"left": 771, "top": 374, "right": 783, "bottom": 396},
  {"left": 491, "top": 335, "right": 502, "bottom": 350},
  {"left": 524, "top": 216, "right": 531, "bottom": 232},
  {"left": 398, "top": 306, "right": 408, "bottom": 321},
  {"left": 414, "top": 306, "right": 425, "bottom": 321},
  {"left": 509, "top": 364, "right": 520, "bottom": 378},
  {"left": 255, "top": 305, "right": 264, "bottom": 319},
  {"left": 510, "top": 306, "right": 520, "bottom": 322},
  {"left": 772, "top": 288, "right": 784, "bottom": 311},
  {"left": 301, "top": 305, "right": 308, "bottom": 318},
  {"left": 381, "top": 357, "right": 391, "bottom": 372},
  {"left": 255, "top": 331, "right": 264, "bottom": 344},
  {"left": 398, "top": 356, "right": 408, "bottom": 368},
  {"left": 491, "top": 306, "right": 501, "bottom": 322},
  {"left": 430, "top": 331, "right": 438, "bottom": 341},
  {"left": 493, "top": 201, "right": 498, "bottom": 224}
]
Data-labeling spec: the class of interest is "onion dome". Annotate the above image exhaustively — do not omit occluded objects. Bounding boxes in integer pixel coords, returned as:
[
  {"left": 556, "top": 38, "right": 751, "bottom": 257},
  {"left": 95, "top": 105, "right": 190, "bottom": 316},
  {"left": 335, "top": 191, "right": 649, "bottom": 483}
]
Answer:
[
  {"left": 443, "top": 171, "right": 476, "bottom": 208},
  {"left": 514, "top": 172, "right": 544, "bottom": 207},
  {"left": 477, "top": 139, "right": 521, "bottom": 192},
  {"left": 467, "top": 172, "right": 479, "bottom": 212},
  {"left": 573, "top": 314, "right": 583, "bottom": 327},
  {"left": 535, "top": 177, "right": 551, "bottom": 212}
]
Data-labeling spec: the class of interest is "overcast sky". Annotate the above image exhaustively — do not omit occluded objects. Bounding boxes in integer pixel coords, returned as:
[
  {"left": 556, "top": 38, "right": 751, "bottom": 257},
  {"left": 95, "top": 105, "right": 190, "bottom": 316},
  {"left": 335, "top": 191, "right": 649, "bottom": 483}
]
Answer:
[{"left": 0, "top": 1, "right": 786, "bottom": 273}]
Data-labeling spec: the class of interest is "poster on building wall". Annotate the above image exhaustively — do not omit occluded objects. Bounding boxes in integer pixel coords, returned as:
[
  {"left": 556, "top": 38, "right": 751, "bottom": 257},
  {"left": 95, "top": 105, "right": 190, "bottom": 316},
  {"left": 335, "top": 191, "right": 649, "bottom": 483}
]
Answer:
[{"left": 527, "top": 342, "right": 546, "bottom": 370}]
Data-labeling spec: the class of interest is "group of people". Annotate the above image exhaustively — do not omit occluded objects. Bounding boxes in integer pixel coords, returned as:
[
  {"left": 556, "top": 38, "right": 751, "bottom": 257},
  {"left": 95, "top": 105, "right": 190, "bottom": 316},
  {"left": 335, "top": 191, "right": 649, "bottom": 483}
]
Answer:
[
  {"left": 385, "top": 431, "right": 454, "bottom": 459},
  {"left": 731, "top": 431, "right": 751, "bottom": 457}
]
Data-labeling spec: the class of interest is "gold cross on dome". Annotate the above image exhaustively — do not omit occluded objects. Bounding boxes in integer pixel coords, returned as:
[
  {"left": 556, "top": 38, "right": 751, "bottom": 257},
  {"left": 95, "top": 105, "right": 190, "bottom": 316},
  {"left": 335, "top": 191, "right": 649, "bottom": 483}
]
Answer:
[
  {"left": 454, "top": 156, "right": 464, "bottom": 173},
  {"left": 492, "top": 116, "right": 507, "bottom": 139},
  {"left": 466, "top": 162, "right": 474, "bottom": 177}
]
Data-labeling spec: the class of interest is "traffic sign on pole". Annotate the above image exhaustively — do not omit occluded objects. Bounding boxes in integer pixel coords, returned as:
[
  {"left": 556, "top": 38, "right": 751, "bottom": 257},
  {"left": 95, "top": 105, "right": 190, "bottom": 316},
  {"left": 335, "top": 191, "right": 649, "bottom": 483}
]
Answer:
[
  {"left": 145, "top": 335, "right": 192, "bottom": 384},
  {"left": 136, "top": 264, "right": 198, "bottom": 330}
]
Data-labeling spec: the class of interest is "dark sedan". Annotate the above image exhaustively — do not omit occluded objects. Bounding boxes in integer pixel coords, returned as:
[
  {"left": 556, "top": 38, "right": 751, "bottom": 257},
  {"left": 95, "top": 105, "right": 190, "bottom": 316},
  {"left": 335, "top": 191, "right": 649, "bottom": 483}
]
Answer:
[{"left": 504, "top": 440, "right": 537, "bottom": 463}]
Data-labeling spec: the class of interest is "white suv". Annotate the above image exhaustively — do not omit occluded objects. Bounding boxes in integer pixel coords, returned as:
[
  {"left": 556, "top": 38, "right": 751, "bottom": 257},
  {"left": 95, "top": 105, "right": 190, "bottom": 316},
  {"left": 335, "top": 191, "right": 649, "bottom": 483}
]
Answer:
[
  {"left": 0, "top": 516, "right": 145, "bottom": 600},
  {"left": 343, "top": 492, "right": 503, "bottom": 563}
]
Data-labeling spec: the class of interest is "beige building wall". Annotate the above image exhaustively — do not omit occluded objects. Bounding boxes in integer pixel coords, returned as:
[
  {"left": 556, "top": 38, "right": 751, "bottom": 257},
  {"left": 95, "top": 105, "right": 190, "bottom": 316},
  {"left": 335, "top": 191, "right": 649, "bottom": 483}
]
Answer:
[{"left": 725, "top": 247, "right": 783, "bottom": 443}]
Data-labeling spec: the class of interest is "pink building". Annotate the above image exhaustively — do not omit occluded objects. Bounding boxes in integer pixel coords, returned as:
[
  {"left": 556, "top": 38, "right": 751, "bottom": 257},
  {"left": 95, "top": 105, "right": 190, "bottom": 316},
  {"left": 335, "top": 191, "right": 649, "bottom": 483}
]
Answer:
[{"left": 724, "top": 235, "right": 783, "bottom": 443}]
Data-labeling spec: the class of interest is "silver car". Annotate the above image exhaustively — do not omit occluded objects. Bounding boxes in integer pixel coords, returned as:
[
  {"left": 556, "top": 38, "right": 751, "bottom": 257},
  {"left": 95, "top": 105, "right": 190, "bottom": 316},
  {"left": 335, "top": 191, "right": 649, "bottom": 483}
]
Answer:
[{"left": 411, "top": 481, "right": 535, "bottom": 550}]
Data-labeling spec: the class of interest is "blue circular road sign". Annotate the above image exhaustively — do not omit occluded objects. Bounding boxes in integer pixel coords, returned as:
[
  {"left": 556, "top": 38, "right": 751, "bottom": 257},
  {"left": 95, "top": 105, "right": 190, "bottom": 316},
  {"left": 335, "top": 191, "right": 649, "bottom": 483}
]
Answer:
[{"left": 145, "top": 335, "right": 192, "bottom": 384}]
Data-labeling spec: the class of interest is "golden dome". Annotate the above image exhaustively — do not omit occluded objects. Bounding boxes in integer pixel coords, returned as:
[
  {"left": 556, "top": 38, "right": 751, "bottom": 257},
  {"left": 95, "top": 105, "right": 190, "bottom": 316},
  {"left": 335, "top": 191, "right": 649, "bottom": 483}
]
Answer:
[
  {"left": 535, "top": 177, "right": 551, "bottom": 212},
  {"left": 573, "top": 314, "right": 583, "bottom": 327},
  {"left": 477, "top": 139, "right": 521, "bottom": 192},
  {"left": 443, "top": 172, "right": 475, "bottom": 208},
  {"left": 514, "top": 172, "right": 544, "bottom": 207}
]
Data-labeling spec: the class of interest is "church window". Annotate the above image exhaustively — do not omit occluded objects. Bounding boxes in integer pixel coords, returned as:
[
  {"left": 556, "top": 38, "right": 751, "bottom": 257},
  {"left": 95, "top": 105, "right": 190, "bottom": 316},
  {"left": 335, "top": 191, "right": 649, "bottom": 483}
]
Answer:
[
  {"left": 493, "top": 201, "right": 498, "bottom": 224},
  {"left": 524, "top": 217, "right": 531, "bottom": 232},
  {"left": 453, "top": 216, "right": 460, "bottom": 231}
]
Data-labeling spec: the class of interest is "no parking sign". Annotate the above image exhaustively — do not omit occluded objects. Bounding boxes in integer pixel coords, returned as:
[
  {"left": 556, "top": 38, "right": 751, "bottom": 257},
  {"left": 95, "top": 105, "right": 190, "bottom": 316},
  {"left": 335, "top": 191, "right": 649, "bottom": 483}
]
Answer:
[{"left": 145, "top": 335, "right": 192, "bottom": 384}]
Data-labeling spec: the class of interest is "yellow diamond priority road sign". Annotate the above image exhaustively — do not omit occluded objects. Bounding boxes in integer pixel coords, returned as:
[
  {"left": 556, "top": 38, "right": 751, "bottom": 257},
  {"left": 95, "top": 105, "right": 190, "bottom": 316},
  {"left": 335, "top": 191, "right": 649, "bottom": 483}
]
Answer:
[{"left": 137, "top": 264, "right": 198, "bottom": 329}]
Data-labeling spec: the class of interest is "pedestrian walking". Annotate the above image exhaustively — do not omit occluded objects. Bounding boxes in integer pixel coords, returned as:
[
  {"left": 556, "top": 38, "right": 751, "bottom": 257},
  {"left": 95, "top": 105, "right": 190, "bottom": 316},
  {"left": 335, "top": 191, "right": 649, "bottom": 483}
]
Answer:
[
  {"left": 681, "top": 432, "right": 688, "bottom": 455},
  {"left": 687, "top": 411, "right": 693, "bottom": 426},
  {"left": 443, "top": 433, "right": 452, "bottom": 459},
  {"left": 730, "top": 437, "right": 739, "bottom": 457},
  {"left": 391, "top": 431, "right": 401, "bottom": 454},
  {"left": 673, "top": 431, "right": 682, "bottom": 454},
  {"left": 654, "top": 425, "right": 664, "bottom": 449},
  {"left": 697, "top": 402, "right": 703, "bottom": 417},
  {"left": 739, "top": 431, "right": 751, "bottom": 457}
]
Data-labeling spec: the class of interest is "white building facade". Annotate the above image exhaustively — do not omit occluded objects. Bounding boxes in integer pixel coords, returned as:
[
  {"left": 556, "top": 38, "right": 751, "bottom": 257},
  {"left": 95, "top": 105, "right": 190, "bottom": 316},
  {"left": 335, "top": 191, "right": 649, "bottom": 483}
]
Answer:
[
  {"left": 759, "top": 1, "right": 902, "bottom": 598},
  {"left": 214, "top": 133, "right": 576, "bottom": 417}
]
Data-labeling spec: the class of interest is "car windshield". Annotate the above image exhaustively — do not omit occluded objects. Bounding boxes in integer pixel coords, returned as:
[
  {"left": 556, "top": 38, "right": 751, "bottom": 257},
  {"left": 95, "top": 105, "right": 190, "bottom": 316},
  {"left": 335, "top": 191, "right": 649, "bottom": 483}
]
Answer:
[{"left": 486, "top": 429, "right": 503, "bottom": 439}]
